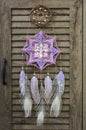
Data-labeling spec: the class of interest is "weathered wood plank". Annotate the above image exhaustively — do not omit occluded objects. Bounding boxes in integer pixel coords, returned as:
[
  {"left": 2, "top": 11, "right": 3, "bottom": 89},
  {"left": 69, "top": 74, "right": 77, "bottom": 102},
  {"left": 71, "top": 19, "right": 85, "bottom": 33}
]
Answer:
[
  {"left": 11, "top": 15, "right": 70, "bottom": 22},
  {"left": 12, "top": 28, "right": 69, "bottom": 35},
  {"left": 11, "top": 41, "right": 70, "bottom": 48},
  {"left": 12, "top": 21, "right": 70, "bottom": 28},
  {"left": 12, "top": 117, "right": 69, "bottom": 124},
  {"left": 83, "top": 0, "right": 86, "bottom": 129},
  {"left": 11, "top": 35, "right": 70, "bottom": 41},
  {"left": 0, "top": 2, "right": 12, "bottom": 130},
  {"left": 12, "top": 124, "right": 69, "bottom": 130},
  {"left": 5, "top": 0, "right": 74, "bottom": 8},
  {"left": 11, "top": 8, "right": 70, "bottom": 15},
  {"left": 12, "top": 104, "right": 69, "bottom": 111},
  {"left": 70, "top": 1, "right": 82, "bottom": 130}
]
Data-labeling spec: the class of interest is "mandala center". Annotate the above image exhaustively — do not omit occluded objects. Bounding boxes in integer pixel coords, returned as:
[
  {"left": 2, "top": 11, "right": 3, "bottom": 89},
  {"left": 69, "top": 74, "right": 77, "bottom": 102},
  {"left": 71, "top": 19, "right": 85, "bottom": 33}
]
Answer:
[
  {"left": 33, "top": 41, "right": 50, "bottom": 60},
  {"left": 22, "top": 31, "right": 61, "bottom": 70}
]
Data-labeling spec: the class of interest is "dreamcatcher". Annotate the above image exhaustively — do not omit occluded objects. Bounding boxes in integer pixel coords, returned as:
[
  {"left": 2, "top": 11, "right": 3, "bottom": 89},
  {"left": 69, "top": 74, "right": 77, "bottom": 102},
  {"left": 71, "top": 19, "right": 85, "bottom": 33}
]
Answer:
[{"left": 19, "top": 5, "right": 65, "bottom": 125}]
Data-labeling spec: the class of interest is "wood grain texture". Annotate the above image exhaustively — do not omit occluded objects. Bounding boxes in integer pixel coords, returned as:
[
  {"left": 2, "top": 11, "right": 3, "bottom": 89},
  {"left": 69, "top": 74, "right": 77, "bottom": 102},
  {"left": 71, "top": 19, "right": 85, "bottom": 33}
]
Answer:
[
  {"left": 70, "top": 0, "right": 82, "bottom": 130},
  {"left": 11, "top": 6, "right": 70, "bottom": 130},
  {"left": 83, "top": 0, "right": 86, "bottom": 130},
  {"left": 3, "top": 0, "right": 74, "bottom": 8},
  {"left": 12, "top": 22, "right": 70, "bottom": 27},
  {"left": 0, "top": 1, "right": 12, "bottom": 130}
]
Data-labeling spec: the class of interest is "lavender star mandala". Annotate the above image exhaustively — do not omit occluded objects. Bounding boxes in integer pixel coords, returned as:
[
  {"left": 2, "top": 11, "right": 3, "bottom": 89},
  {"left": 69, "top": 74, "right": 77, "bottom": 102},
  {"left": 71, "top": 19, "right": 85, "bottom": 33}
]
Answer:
[{"left": 22, "top": 31, "right": 61, "bottom": 70}]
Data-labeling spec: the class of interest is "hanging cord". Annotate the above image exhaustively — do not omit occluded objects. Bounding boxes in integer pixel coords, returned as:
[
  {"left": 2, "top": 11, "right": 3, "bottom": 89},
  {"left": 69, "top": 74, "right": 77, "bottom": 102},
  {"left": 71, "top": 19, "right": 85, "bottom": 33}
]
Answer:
[
  {"left": 54, "top": 63, "right": 57, "bottom": 75},
  {"left": 21, "top": 52, "right": 24, "bottom": 70},
  {"left": 47, "top": 66, "right": 50, "bottom": 76},
  {"left": 33, "top": 66, "right": 36, "bottom": 76},
  {"left": 39, "top": 70, "right": 43, "bottom": 83},
  {"left": 59, "top": 54, "right": 62, "bottom": 71}
]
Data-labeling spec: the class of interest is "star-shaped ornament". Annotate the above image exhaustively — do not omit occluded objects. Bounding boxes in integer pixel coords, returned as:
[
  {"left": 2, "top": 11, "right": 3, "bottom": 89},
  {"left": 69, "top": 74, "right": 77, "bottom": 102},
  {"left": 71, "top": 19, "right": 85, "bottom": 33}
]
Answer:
[{"left": 22, "top": 31, "right": 61, "bottom": 70}]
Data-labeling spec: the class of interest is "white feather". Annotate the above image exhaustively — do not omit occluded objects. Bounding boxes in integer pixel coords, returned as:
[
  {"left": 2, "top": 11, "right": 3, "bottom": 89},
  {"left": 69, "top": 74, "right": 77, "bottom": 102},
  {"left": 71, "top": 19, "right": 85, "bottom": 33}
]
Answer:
[
  {"left": 55, "top": 71, "right": 65, "bottom": 96},
  {"left": 50, "top": 94, "right": 61, "bottom": 117},
  {"left": 30, "top": 76, "right": 40, "bottom": 104},
  {"left": 19, "top": 70, "right": 26, "bottom": 97},
  {"left": 23, "top": 97, "right": 32, "bottom": 118},
  {"left": 25, "top": 76, "right": 31, "bottom": 98},
  {"left": 19, "top": 72, "right": 33, "bottom": 118},
  {"left": 44, "top": 76, "right": 53, "bottom": 104},
  {"left": 37, "top": 108, "right": 45, "bottom": 125}
]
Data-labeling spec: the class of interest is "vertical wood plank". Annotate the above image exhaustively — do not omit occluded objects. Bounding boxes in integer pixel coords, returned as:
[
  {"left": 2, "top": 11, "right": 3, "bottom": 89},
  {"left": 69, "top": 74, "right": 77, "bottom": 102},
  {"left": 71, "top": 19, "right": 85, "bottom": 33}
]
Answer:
[
  {"left": 70, "top": 0, "right": 82, "bottom": 130},
  {"left": 0, "top": 1, "right": 12, "bottom": 130},
  {"left": 83, "top": 0, "right": 86, "bottom": 130}
]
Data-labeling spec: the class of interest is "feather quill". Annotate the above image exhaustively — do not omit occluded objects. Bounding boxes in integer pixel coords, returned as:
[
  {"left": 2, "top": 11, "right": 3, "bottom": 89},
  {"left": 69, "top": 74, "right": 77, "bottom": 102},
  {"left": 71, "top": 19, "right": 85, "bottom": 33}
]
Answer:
[
  {"left": 30, "top": 76, "right": 40, "bottom": 104},
  {"left": 50, "top": 94, "right": 61, "bottom": 117},
  {"left": 44, "top": 75, "right": 53, "bottom": 104}
]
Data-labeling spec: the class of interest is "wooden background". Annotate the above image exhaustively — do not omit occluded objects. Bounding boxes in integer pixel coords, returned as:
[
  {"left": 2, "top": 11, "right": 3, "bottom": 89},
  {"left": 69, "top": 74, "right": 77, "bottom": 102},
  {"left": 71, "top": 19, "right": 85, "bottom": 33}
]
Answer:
[
  {"left": 0, "top": 0, "right": 83, "bottom": 130},
  {"left": 83, "top": 0, "right": 86, "bottom": 129},
  {"left": 11, "top": 7, "right": 70, "bottom": 130}
]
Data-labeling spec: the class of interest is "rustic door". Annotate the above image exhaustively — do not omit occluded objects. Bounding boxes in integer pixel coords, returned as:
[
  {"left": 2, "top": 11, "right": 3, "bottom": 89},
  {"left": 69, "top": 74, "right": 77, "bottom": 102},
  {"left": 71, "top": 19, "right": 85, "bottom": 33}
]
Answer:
[{"left": 0, "top": 0, "right": 82, "bottom": 130}]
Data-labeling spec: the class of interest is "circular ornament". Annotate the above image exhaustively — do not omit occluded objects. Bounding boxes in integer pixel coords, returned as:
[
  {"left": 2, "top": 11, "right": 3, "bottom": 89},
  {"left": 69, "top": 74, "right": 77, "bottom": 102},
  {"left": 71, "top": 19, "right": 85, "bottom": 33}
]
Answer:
[{"left": 30, "top": 5, "right": 52, "bottom": 27}]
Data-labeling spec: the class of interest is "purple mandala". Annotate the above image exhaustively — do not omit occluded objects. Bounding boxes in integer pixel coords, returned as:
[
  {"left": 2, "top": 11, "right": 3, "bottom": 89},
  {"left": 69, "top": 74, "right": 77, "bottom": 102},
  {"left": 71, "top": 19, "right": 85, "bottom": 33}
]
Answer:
[{"left": 22, "top": 31, "right": 61, "bottom": 70}]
